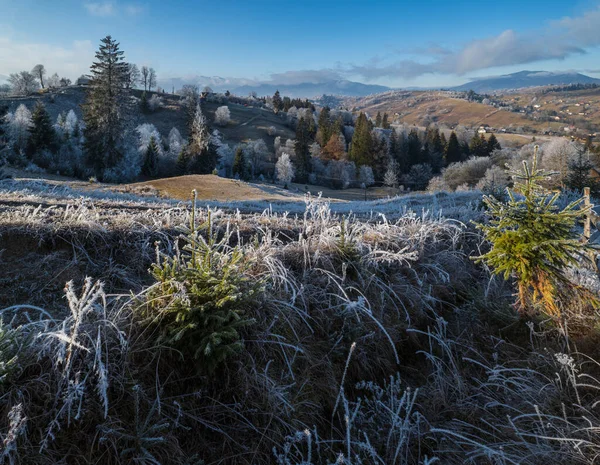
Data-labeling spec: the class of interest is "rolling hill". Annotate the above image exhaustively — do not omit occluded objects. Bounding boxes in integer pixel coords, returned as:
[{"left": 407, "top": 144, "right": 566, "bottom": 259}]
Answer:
[{"left": 451, "top": 70, "right": 600, "bottom": 93}]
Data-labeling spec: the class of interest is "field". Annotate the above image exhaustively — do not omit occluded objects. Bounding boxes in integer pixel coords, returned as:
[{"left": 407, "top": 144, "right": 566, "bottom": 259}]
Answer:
[{"left": 2, "top": 173, "right": 600, "bottom": 465}]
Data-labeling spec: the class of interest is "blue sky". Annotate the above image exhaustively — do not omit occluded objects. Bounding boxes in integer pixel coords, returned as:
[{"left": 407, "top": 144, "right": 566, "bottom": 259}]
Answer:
[{"left": 2, "top": 0, "right": 600, "bottom": 89}]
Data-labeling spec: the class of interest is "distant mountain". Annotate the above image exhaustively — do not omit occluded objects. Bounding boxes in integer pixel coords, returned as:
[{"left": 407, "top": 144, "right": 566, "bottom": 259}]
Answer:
[
  {"left": 158, "top": 75, "right": 391, "bottom": 98},
  {"left": 231, "top": 80, "right": 390, "bottom": 98},
  {"left": 451, "top": 70, "right": 600, "bottom": 93}
]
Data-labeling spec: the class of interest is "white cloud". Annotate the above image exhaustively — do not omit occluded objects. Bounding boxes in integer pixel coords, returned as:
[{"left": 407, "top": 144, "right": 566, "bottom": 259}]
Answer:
[
  {"left": 84, "top": 2, "right": 115, "bottom": 17},
  {"left": 84, "top": 2, "right": 144, "bottom": 17},
  {"left": 0, "top": 36, "right": 94, "bottom": 80}
]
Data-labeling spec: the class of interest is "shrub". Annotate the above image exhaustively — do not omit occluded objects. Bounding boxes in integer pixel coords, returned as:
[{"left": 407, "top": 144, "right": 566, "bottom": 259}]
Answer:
[
  {"left": 140, "top": 196, "right": 264, "bottom": 370},
  {"left": 474, "top": 149, "right": 599, "bottom": 319},
  {"left": 442, "top": 156, "right": 493, "bottom": 190},
  {"left": 214, "top": 105, "right": 231, "bottom": 126}
]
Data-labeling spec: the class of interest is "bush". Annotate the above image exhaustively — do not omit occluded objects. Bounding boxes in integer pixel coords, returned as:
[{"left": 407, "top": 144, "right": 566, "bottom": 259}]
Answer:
[
  {"left": 442, "top": 156, "right": 493, "bottom": 190},
  {"left": 214, "top": 105, "right": 231, "bottom": 127}
]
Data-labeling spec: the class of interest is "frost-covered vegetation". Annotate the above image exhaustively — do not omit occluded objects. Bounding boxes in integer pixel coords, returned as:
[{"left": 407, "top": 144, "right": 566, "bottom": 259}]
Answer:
[{"left": 1, "top": 164, "right": 600, "bottom": 463}]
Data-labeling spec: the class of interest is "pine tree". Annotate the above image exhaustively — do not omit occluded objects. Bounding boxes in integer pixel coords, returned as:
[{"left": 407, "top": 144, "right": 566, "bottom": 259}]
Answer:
[
  {"left": 140, "top": 91, "right": 149, "bottom": 114},
  {"left": 349, "top": 112, "right": 373, "bottom": 167},
  {"left": 406, "top": 129, "right": 421, "bottom": 167},
  {"left": 272, "top": 90, "right": 283, "bottom": 113},
  {"left": 317, "top": 106, "right": 331, "bottom": 146},
  {"left": 470, "top": 133, "right": 488, "bottom": 157},
  {"left": 487, "top": 133, "right": 501, "bottom": 154},
  {"left": 375, "top": 111, "right": 382, "bottom": 127},
  {"left": 565, "top": 149, "right": 600, "bottom": 195},
  {"left": 142, "top": 136, "right": 159, "bottom": 177},
  {"left": 232, "top": 146, "right": 247, "bottom": 179},
  {"left": 381, "top": 113, "right": 390, "bottom": 129},
  {"left": 27, "top": 101, "right": 56, "bottom": 158},
  {"left": 176, "top": 147, "right": 191, "bottom": 174},
  {"left": 475, "top": 149, "right": 599, "bottom": 318},
  {"left": 82, "top": 35, "right": 130, "bottom": 177},
  {"left": 445, "top": 132, "right": 462, "bottom": 165}
]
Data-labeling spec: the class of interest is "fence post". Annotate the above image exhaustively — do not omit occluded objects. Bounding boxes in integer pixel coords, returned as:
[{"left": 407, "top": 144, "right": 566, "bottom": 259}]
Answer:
[{"left": 584, "top": 186, "right": 591, "bottom": 240}]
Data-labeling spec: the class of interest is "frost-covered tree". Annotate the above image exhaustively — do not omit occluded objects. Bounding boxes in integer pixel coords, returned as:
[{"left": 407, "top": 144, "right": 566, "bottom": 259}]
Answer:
[
  {"left": 8, "top": 71, "right": 39, "bottom": 95},
  {"left": 540, "top": 139, "right": 579, "bottom": 188},
  {"left": 358, "top": 165, "right": 375, "bottom": 187},
  {"left": 136, "top": 123, "right": 163, "bottom": 157},
  {"left": 168, "top": 127, "right": 184, "bottom": 158},
  {"left": 211, "top": 130, "right": 233, "bottom": 176},
  {"left": 141, "top": 66, "right": 150, "bottom": 91},
  {"left": 383, "top": 161, "right": 398, "bottom": 188},
  {"left": 148, "top": 68, "right": 157, "bottom": 91},
  {"left": 244, "top": 138, "right": 269, "bottom": 178},
  {"left": 46, "top": 73, "right": 61, "bottom": 89},
  {"left": 276, "top": 152, "right": 294, "bottom": 187},
  {"left": 148, "top": 94, "right": 163, "bottom": 112},
  {"left": 82, "top": 35, "right": 131, "bottom": 177},
  {"left": 214, "top": 106, "right": 231, "bottom": 126},
  {"left": 183, "top": 104, "right": 218, "bottom": 174},
  {"left": 31, "top": 64, "right": 46, "bottom": 89},
  {"left": 6, "top": 104, "right": 32, "bottom": 150},
  {"left": 404, "top": 163, "right": 433, "bottom": 191}
]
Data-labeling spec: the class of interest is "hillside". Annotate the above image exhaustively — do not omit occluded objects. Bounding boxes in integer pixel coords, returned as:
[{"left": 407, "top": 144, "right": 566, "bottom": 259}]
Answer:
[
  {"left": 451, "top": 70, "right": 600, "bottom": 93},
  {"left": 0, "top": 86, "right": 296, "bottom": 148}
]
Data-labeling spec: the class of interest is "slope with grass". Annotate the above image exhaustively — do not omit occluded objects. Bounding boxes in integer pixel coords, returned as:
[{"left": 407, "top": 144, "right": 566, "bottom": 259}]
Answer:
[{"left": 1, "top": 176, "right": 600, "bottom": 465}]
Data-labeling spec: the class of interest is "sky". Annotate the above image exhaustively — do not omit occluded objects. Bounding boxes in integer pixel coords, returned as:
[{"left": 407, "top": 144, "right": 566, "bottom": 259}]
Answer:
[{"left": 2, "top": 0, "right": 600, "bottom": 89}]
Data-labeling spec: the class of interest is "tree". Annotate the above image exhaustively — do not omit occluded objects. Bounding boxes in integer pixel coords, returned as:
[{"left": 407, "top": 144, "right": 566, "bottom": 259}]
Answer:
[
  {"left": 541, "top": 139, "right": 578, "bottom": 188},
  {"left": 294, "top": 117, "right": 312, "bottom": 182},
  {"left": 475, "top": 149, "right": 599, "bottom": 318},
  {"left": 565, "top": 149, "right": 600, "bottom": 195},
  {"left": 6, "top": 104, "right": 32, "bottom": 151},
  {"left": 46, "top": 73, "right": 61, "bottom": 88},
  {"left": 126, "top": 63, "right": 141, "bottom": 89},
  {"left": 276, "top": 153, "right": 295, "bottom": 187},
  {"left": 141, "top": 65, "right": 149, "bottom": 91},
  {"left": 184, "top": 104, "right": 218, "bottom": 174},
  {"left": 317, "top": 106, "right": 331, "bottom": 146},
  {"left": 383, "top": 162, "right": 399, "bottom": 189},
  {"left": 148, "top": 68, "right": 157, "bottom": 91},
  {"left": 349, "top": 112, "right": 373, "bottom": 167},
  {"left": 82, "top": 35, "right": 131, "bottom": 177},
  {"left": 232, "top": 146, "right": 247, "bottom": 180},
  {"left": 487, "top": 133, "right": 501, "bottom": 154},
  {"left": 358, "top": 165, "right": 375, "bottom": 187},
  {"left": 445, "top": 132, "right": 462, "bottom": 165},
  {"left": 375, "top": 111, "right": 382, "bottom": 127},
  {"left": 381, "top": 112, "right": 390, "bottom": 129},
  {"left": 404, "top": 163, "right": 433, "bottom": 190},
  {"left": 31, "top": 64, "right": 46, "bottom": 89},
  {"left": 140, "top": 91, "right": 150, "bottom": 113},
  {"left": 470, "top": 133, "right": 489, "bottom": 157},
  {"left": 215, "top": 106, "right": 231, "bottom": 126},
  {"left": 142, "top": 136, "right": 159, "bottom": 177},
  {"left": 272, "top": 90, "right": 283, "bottom": 113},
  {"left": 322, "top": 132, "right": 346, "bottom": 160},
  {"left": 8, "top": 71, "right": 39, "bottom": 95},
  {"left": 27, "top": 102, "right": 56, "bottom": 158},
  {"left": 406, "top": 129, "right": 421, "bottom": 167}
]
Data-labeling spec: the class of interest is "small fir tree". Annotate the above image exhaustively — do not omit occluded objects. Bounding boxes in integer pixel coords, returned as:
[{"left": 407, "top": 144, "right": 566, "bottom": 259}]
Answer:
[
  {"left": 474, "top": 148, "right": 599, "bottom": 318},
  {"left": 27, "top": 102, "right": 56, "bottom": 158},
  {"left": 142, "top": 136, "right": 159, "bottom": 177}
]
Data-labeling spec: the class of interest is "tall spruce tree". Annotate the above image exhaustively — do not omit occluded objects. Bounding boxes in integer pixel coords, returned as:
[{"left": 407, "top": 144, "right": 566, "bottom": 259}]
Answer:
[
  {"left": 349, "top": 112, "right": 373, "bottom": 167},
  {"left": 82, "top": 35, "right": 130, "bottom": 177},
  {"left": 27, "top": 101, "right": 56, "bottom": 158},
  {"left": 406, "top": 129, "right": 421, "bottom": 167},
  {"left": 232, "top": 146, "right": 247, "bottom": 180},
  {"left": 142, "top": 136, "right": 159, "bottom": 177},
  {"left": 445, "top": 131, "right": 462, "bottom": 165},
  {"left": 487, "top": 133, "right": 501, "bottom": 154},
  {"left": 381, "top": 113, "right": 390, "bottom": 129},
  {"left": 317, "top": 106, "right": 331, "bottom": 146},
  {"left": 469, "top": 133, "right": 488, "bottom": 157},
  {"left": 272, "top": 90, "right": 283, "bottom": 113},
  {"left": 375, "top": 111, "right": 382, "bottom": 127}
]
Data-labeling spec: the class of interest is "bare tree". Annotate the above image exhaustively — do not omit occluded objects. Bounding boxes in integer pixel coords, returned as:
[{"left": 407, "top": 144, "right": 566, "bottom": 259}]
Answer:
[
  {"left": 141, "top": 65, "right": 149, "bottom": 91},
  {"left": 31, "top": 64, "right": 46, "bottom": 89},
  {"left": 148, "top": 68, "right": 156, "bottom": 91},
  {"left": 126, "top": 63, "right": 141, "bottom": 89}
]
